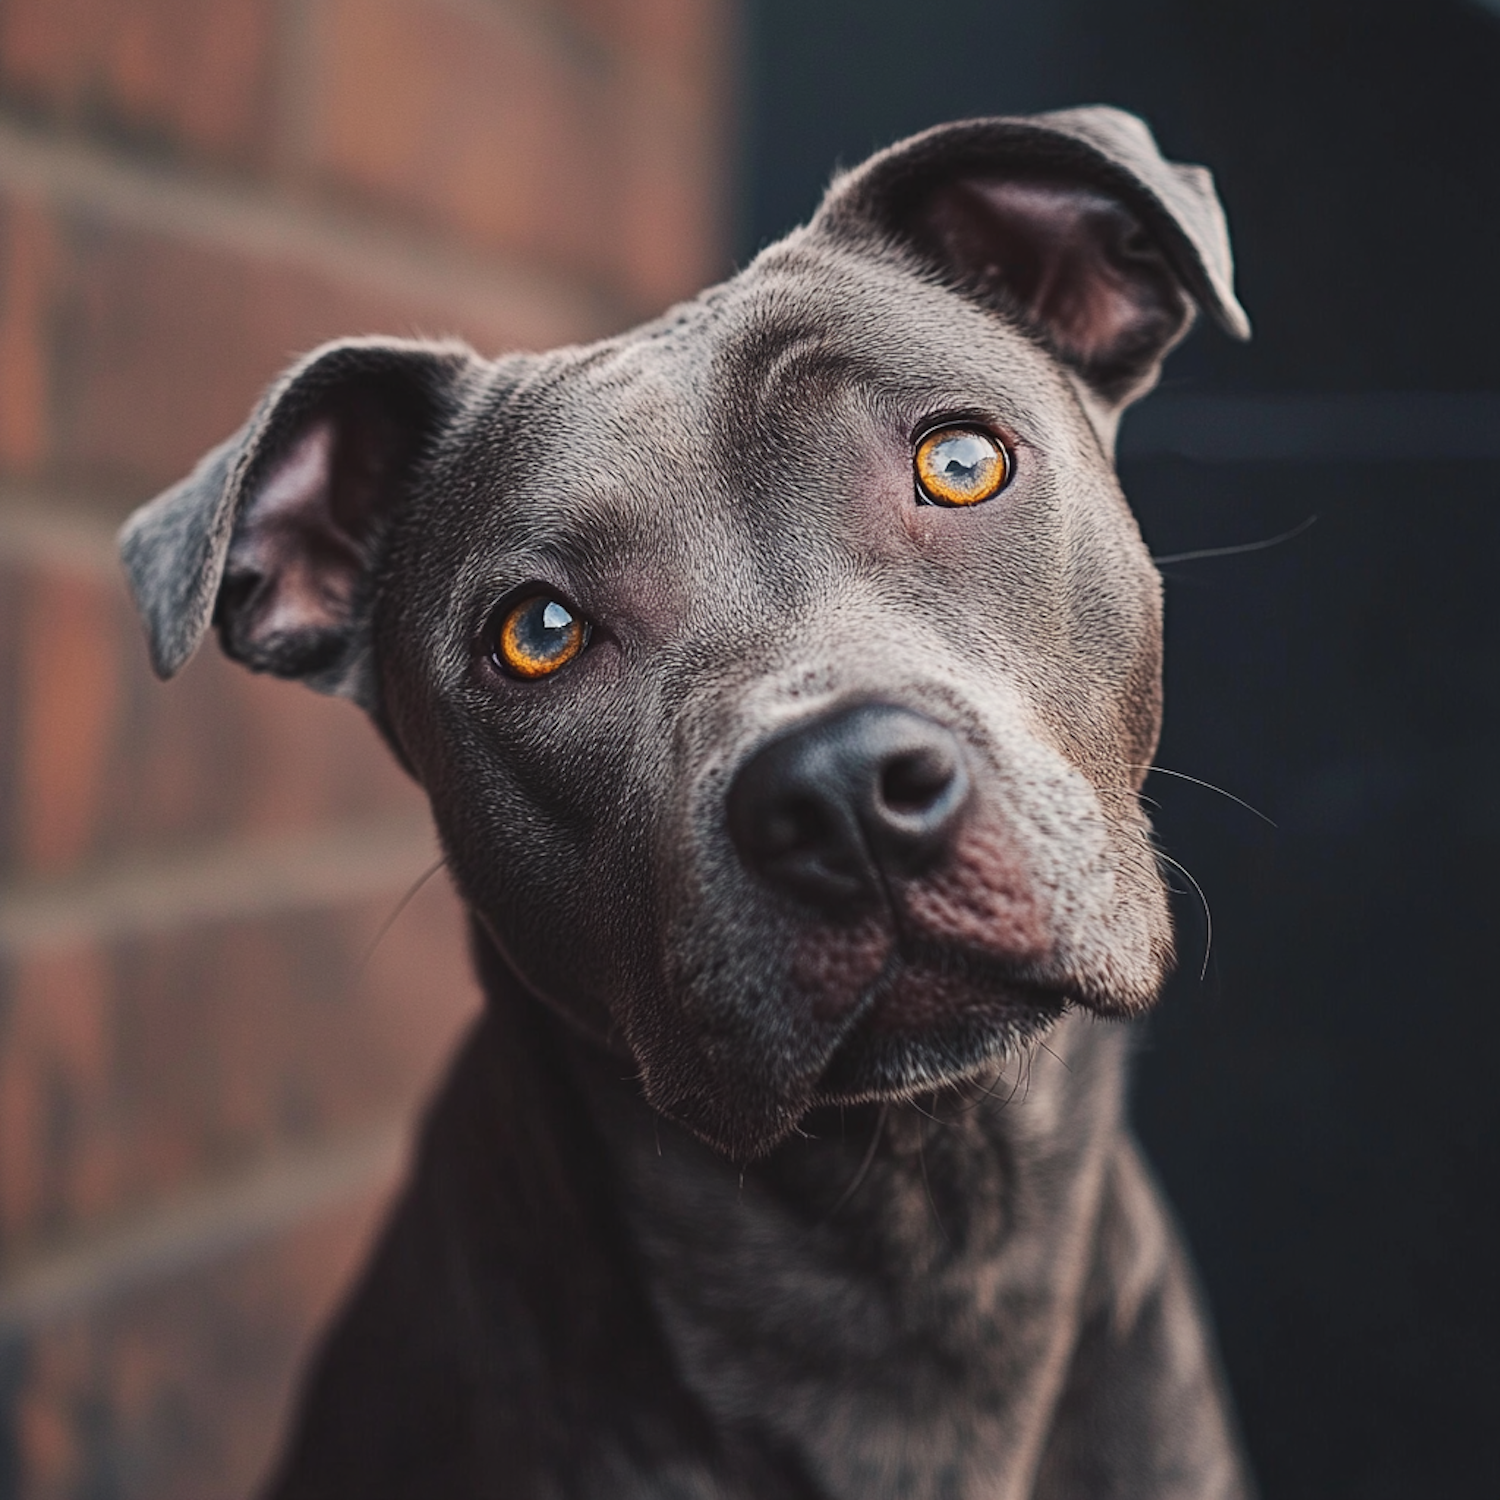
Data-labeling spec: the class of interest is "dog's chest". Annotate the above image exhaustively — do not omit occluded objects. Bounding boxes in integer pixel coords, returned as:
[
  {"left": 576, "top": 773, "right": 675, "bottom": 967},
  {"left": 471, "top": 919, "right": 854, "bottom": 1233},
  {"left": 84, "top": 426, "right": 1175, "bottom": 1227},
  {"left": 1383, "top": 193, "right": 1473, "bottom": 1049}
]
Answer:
[{"left": 594, "top": 1017, "right": 1123, "bottom": 1499}]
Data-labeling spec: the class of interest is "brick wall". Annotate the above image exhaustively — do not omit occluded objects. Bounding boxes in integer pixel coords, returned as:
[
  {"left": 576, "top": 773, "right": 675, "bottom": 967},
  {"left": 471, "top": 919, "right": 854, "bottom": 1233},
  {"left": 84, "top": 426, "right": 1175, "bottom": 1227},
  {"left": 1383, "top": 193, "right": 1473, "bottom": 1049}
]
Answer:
[{"left": 0, "top": 3, "right": 735, "bottom": 1495}]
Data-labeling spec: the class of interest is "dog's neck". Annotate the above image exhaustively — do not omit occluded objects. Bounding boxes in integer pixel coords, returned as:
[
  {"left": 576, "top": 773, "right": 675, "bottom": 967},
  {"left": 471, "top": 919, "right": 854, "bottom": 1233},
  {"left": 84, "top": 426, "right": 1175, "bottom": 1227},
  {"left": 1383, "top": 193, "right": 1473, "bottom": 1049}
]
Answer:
[{"left": 472, "top": 922, "right": 1134, "bottom": 1499}]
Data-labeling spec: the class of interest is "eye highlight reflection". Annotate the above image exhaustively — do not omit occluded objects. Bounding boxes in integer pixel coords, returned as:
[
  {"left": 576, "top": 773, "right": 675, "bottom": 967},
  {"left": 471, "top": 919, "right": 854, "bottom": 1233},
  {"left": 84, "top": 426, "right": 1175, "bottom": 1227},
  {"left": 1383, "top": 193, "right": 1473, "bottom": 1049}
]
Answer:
[
  {"left": 914, "top": 426, "right": 1011, "bottom": 507},
  {"left": 491, "top": 594, "right": 590, "bottom": 679}
]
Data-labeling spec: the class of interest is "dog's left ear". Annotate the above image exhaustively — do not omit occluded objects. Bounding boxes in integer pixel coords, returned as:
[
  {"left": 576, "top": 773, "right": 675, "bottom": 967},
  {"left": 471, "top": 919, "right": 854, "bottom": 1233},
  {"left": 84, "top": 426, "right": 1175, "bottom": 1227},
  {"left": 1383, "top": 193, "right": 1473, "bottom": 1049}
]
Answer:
[
  {"left": 119, "top": 337, "right": 476, "bottom": 707},
  {"left": 815, "top": 106, "right": 1250, "bottom": 406}
]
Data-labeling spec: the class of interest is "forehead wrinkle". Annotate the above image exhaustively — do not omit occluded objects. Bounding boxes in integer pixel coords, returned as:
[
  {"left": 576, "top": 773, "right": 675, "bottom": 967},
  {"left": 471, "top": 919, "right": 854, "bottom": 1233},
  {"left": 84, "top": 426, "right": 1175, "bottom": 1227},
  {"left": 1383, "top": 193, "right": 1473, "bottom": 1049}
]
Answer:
[
  {"left": 477, "top": 427, "right": 738, "bottom": 619},
  {"left": 716, "top": 245, "right": 1081, "bottom": 446},
  {"left": 473, "top": 356, "right": 718, "bottom": 524},
  {"left": 716, "top": 325, "right": 891, "bottom": 449}
]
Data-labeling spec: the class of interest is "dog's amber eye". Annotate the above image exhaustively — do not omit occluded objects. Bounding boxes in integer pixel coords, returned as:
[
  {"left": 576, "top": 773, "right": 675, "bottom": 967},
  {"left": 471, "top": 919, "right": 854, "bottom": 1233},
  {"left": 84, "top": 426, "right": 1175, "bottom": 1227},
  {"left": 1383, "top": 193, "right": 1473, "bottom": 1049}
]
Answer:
[
  {"left": 491, "top": 595, "right": 589, "bottom": 679},
  {"left": 914, "top": 427, "right": 1011, "bottom": 507}
]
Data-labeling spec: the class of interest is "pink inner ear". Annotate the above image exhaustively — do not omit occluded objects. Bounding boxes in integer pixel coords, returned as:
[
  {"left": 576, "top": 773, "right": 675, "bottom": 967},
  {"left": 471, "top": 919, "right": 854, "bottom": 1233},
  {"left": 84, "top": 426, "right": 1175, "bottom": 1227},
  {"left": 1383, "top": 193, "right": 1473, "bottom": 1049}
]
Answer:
[
  {"left": 923, "top": 176, "right": 1190, "bottom": 384},
  {"left": 229, "top": 416, "right": 366, "bottom": 645}
]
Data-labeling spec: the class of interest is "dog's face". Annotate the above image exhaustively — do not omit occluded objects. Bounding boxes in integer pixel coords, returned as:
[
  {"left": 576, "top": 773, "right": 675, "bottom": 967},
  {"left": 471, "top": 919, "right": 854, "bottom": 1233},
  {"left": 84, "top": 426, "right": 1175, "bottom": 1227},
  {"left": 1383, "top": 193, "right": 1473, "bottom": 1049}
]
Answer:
[
  {"left": 121, "top": 109, "right": 1247, "bottom": 1159},
  {"left": 381, "top": 261, "right": 1172, "bottom": 1157}
]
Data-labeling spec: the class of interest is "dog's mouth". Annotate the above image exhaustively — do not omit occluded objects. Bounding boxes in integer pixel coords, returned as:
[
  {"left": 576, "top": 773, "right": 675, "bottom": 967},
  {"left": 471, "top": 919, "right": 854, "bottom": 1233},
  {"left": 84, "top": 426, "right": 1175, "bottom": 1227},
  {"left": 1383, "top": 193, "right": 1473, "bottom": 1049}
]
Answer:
[
  {"left": 808, "top": 937, "right": 1074, "bottom": 1105},
  {"left": 640, "top": 913, "right": 1083, "bottom": 1161}
]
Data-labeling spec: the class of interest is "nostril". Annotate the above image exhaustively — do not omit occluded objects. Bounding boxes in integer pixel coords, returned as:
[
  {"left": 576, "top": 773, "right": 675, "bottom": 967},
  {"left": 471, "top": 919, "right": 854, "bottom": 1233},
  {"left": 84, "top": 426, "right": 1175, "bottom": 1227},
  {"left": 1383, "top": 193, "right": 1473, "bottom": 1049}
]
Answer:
[{"left": 879, "top": 747, "right": 957, "bottom": 816}]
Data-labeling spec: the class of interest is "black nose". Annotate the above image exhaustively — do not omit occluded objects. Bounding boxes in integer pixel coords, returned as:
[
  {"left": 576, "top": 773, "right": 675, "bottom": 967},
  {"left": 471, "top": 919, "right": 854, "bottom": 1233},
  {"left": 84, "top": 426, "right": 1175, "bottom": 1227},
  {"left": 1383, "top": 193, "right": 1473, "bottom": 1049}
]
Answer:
[{"left": 728, "top": 704, "right": 970, "bottom": 913}]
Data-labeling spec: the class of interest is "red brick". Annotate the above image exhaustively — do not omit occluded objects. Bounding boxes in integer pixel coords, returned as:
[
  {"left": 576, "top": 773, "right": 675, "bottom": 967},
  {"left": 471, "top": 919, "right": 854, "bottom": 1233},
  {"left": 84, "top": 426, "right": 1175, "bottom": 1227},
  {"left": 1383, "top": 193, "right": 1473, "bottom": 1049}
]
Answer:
[
  {"left": 0, "top": 183, "right": 601, "bottom": 502},
  {"left": 127, "top": 640, "right": 422, "bottom": 856},
  {"left": 0, "top": 570, "right": 21, "bottom": 880},
  {"left": 0, "top": 553, "right": 422, "bottom": 885},
  {"left": 566, "top": 0, "right": 732, "bottom": 83},
  {"left": 0, "top": 945, "right": 114, "bottom": 1254},
  {"left": 11, "top": 1181, "right": 397, "bottom": 1500},
  {"left": 0, "top": 872, "right": 476, "bottom": 1257},
  {"left": 0, "top": 194, "right": 58, "bottom": 473},
  {"left": 51, "top": 205, "right": 574, "bottom": 497},
  {"left": 613, "top": 63, "right": 730, "bottom": 309},
  {"left": 112, "top": 613, "right": 423, "bottom": 865},
  {"left": 299, "top": 0, "right": 733, "bottom": 308},
  {"left": 303, "top": 0, "right": 614, "bottom": 282},
  {"left": 8, "top": 563, "right": 123, "bottom": 879},
  {"left": 0, "top": 0, "right": 280, "bottom": 167}
]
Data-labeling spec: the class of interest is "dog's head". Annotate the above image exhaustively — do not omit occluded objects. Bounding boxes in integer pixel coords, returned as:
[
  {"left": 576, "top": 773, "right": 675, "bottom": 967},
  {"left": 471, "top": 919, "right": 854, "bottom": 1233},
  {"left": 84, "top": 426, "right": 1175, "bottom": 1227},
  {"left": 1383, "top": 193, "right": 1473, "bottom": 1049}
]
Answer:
[{"left": 121, "top": 108, "right": 1246, "bottom": 1160}]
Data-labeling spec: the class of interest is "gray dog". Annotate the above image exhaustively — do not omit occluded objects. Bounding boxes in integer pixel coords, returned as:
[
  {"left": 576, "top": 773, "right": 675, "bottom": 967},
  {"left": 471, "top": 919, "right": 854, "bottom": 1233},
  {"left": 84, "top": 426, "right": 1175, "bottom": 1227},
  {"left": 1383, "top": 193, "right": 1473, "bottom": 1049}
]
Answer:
[{"left": 120, "top": 107, "right": 1254, "bottom": 1499}]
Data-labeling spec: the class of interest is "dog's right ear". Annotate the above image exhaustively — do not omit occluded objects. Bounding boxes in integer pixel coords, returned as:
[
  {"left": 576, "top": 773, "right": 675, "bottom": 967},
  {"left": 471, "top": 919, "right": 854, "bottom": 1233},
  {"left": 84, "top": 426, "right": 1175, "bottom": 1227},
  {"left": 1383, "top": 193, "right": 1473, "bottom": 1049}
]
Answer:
[
  {"left": 814, "top": 107, "right": 1249, "bottom": 408},
  {"left": 119, "top": 337, "right": 475, "bottom": 707}
]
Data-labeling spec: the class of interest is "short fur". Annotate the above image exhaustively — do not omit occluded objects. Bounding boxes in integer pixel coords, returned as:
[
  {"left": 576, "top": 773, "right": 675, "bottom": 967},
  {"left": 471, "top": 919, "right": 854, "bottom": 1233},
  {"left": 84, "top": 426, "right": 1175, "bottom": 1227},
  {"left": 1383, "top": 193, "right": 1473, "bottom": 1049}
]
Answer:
[{"left": 120, "top": 107, "right": 1254, "bottom": 1498}]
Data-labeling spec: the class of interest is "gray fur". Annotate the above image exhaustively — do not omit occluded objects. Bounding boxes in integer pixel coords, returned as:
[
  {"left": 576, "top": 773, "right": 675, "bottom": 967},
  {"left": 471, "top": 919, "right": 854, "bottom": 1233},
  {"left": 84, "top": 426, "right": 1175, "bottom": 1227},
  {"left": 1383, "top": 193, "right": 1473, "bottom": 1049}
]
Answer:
[
  {"left": 118, "top": 107, "right": 1255, "bottom": 1497},
  {"left": 119, "top": 429, "right": 246, "bottom": 679}
]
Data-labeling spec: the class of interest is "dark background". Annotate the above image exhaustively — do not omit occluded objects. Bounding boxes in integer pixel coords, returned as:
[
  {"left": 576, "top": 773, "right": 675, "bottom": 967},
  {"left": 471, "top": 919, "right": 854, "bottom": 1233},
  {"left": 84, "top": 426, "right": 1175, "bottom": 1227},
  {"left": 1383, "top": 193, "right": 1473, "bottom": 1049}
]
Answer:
[{"left": 740, "top": 3, "right": 1499, "bottom": 1495}]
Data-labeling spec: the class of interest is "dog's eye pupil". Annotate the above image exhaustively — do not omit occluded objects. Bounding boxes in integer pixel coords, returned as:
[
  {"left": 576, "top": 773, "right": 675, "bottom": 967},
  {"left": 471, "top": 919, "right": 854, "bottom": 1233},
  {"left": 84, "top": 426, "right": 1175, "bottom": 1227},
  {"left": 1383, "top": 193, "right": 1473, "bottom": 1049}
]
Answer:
[
  {"left": 914, "top": 427, "right": 1011, "bottom": 507},
  {"left": 492, "top": 594, "right": 589, "bottom": 680}
]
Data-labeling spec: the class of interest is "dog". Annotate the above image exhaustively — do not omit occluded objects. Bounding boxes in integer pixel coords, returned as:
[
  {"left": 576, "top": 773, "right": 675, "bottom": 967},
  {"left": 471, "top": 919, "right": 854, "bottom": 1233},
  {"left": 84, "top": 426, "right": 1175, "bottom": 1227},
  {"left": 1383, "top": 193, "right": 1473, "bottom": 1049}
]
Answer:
[{"left": 119, "top": 107, "right": 1255, "bottom": 1499}]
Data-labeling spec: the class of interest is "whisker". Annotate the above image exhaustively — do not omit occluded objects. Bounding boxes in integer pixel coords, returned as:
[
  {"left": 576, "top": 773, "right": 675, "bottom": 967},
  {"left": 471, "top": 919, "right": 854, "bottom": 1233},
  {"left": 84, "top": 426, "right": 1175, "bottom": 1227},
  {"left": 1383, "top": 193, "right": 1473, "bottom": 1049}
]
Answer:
[
  {"left": 997, "top": 1060, "right": 1025, "bottom": 1109},
  {"left": 908, "top": 1094, "right": 950, "bottom": 1126},
  {"left": 355, "top": 856, "right": 449, "bottom": 979},
  {"left": 916, "top": 1120, "right": 951, "bottom": 1247},
  {"left": 1156, "top": 850, "right": 1213, "bottom": 980},
  {"left": 820, "top": 1104, "right": 888, "bottom": 1223},
  {"left": 1152, "top": 513, "right": 1317, "bottom": 565},
  {"left": 1129, "top": 764, "right": 1275, "bottom": 826},
  {"left": 1036, "top": 1037, "right": 1072, "bottom": 1074},
  {"left": 943, "top": 1059, "right": 1012, "bottom": 1116}
]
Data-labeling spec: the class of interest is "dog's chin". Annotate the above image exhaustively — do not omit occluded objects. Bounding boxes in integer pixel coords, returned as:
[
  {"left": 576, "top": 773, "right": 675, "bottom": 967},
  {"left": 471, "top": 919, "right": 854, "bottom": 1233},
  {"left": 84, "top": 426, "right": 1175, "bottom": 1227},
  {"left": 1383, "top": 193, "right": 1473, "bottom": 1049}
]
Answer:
[{"left": 647, "top": 952, "right": 1088, "bottom": 1161}]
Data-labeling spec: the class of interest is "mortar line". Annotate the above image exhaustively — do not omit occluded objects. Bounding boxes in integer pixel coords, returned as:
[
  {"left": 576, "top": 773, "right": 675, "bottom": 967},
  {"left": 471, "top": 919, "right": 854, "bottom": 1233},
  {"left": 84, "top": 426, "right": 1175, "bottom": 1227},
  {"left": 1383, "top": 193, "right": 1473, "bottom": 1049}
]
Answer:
[
  {"left": 0, "top": 1118, "right": 410, "bottom": 1331},
  {"left": 0, "top": 817, "right": 444, "bottom": 952},
  {"left": 0, "top": 113, "right": 621, "bottom": 350},
  {"left": 0, "top": 491, "right": 121, "bottom": 570}
]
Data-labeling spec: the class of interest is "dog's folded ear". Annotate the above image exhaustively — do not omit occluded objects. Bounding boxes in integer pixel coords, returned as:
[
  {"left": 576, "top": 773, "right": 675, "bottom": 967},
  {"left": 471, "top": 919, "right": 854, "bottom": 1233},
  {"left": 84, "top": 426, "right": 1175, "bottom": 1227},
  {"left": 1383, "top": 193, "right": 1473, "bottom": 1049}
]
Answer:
[
  {"left": 119, "top": 337, "right": 475, "bottom": 705},
  {"left": 815, "top": 106, "right": 1250, "bottom": 405}
]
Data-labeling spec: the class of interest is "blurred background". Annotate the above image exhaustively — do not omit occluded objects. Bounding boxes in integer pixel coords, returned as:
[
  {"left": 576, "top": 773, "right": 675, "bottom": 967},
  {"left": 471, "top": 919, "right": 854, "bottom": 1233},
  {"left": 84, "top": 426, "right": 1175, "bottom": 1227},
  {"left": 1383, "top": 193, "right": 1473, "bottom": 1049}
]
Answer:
[{"left": 0, "top": 1, "right": 1495, "bottom": 1496}]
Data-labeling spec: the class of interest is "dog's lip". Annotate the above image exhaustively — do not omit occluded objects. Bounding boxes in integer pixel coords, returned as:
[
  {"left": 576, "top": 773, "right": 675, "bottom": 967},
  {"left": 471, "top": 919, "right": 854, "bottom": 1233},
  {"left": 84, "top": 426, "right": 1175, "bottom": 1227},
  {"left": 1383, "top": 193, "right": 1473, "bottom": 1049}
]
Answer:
[
  {"left": 806, "top": 947, "right": 1070, "bottom": 1106},
  {"left": 821, "top": 942, "right": 1069, "bottom": 1049},
  {"left": 859, "top": 939, "right": 1073, "bottom": 1027}
]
